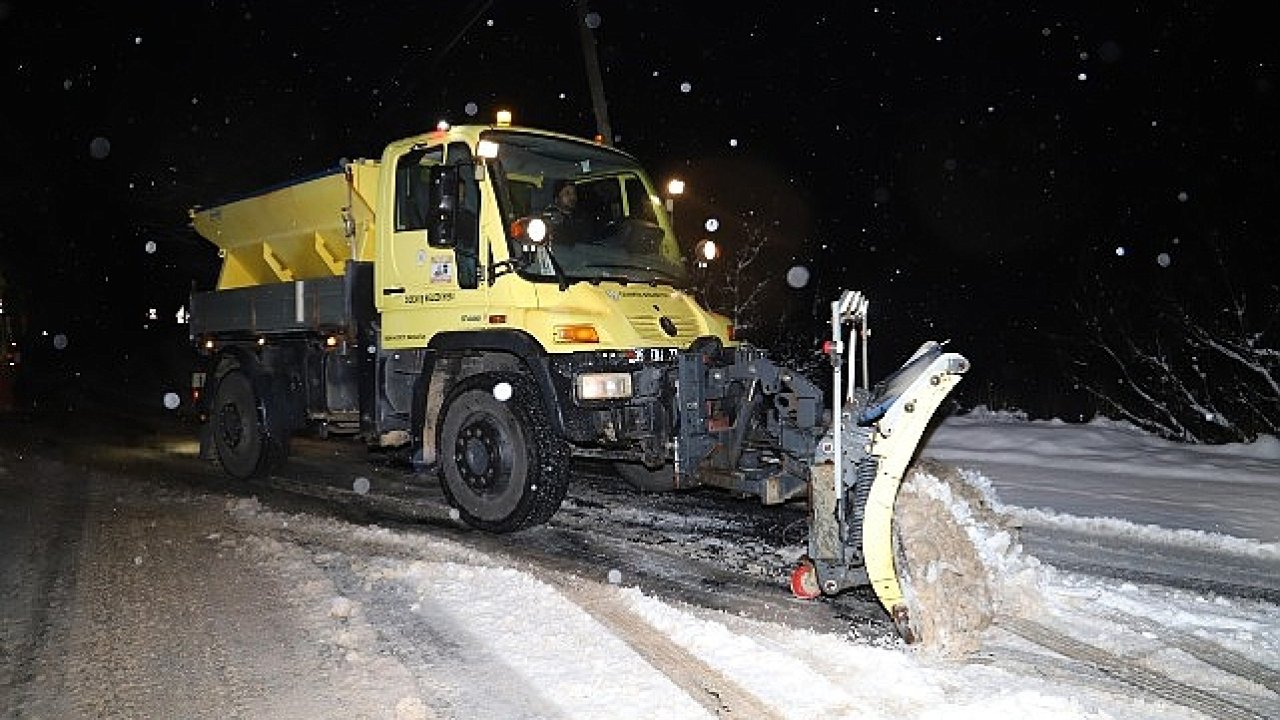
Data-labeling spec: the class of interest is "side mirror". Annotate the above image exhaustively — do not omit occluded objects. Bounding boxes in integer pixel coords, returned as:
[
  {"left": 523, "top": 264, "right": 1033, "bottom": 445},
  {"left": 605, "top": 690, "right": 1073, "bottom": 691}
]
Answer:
[{"left": 427, "top": 165, "right": 459, "bottom": 248}]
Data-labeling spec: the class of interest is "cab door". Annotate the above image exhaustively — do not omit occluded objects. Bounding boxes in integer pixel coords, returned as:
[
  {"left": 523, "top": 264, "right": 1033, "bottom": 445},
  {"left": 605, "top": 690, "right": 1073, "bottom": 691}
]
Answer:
[{"left": 376, "top": 141, "right": 487, "bottom": 350}]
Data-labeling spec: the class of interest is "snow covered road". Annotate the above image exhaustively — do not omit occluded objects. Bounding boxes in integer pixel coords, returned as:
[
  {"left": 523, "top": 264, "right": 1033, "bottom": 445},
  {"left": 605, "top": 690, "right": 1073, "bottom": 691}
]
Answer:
[{"left": 2, "top": 406, "right": 1279, "bottom": 719}]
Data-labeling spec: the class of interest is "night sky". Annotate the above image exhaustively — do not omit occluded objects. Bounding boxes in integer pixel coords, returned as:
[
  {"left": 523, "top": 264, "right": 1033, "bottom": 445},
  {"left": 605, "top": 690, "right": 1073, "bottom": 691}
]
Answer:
[{"left": 1, "top": 1, "right": 1276, "bottom": 419}]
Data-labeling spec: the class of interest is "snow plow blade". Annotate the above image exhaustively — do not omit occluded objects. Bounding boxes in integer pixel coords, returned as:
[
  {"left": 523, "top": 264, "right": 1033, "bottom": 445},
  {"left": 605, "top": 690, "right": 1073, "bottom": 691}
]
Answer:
[{"left": 797, "top": 291, "right": 969, "bottom": 643}]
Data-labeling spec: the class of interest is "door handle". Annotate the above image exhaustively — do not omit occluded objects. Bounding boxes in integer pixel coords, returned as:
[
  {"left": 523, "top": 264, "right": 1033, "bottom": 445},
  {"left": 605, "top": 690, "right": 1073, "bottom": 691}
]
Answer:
[{"left": 382, "top": 286, "right": 405, "bottom": 296}]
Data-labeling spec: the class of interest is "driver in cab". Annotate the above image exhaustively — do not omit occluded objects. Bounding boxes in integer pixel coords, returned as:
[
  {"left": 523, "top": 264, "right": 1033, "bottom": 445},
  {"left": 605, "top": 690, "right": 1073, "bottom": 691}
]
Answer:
[{"left": 547, "top": 179, "right": 591, "bottom": 246}]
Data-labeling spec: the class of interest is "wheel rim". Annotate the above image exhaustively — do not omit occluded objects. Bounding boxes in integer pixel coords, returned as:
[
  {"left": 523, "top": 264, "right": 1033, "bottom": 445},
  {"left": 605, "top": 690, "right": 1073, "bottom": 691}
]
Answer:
[
  {"left": 218, "top": 400, "right": 245, "bottom": 449},
  {"left": 453, "top": 415, "right": 512, "bottom": 496}
]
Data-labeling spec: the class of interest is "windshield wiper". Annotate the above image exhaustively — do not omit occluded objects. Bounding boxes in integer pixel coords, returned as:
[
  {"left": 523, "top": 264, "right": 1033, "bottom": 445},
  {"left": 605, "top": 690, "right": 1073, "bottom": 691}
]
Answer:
[
  {"left": 585, "top": 273, "right": 635, "bottom": 285},
  {"left": 548, "top": 251, "right": 574, "bottom": 291}
]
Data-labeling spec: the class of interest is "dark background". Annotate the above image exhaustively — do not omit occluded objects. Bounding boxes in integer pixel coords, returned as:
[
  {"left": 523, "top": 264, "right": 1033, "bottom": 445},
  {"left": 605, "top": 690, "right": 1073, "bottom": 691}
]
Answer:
[{"left": 1, "top": 1, "right": 1275, "bottom": 421}]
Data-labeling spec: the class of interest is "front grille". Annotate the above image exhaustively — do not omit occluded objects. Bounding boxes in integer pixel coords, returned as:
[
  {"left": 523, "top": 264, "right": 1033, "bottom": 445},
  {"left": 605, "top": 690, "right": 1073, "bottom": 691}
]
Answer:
[{"left": 626, "top": 313, "right": 700, "bottom": 343}]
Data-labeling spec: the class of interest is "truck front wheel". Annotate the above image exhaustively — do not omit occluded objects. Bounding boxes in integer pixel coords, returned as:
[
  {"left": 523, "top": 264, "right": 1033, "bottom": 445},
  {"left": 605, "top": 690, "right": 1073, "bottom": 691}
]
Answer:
[
  {"left": 211, "top": 369, "right": 278, "bottom": 479},
  {"left": 438, "top": 373, "right": 570, "bottom": 532}
]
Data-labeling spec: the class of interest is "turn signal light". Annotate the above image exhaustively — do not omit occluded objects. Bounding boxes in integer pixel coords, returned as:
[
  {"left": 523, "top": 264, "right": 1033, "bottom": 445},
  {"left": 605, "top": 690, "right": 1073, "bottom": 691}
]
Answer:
[{"left": 554, "top": 324, "right": 600, "bottom": 343}]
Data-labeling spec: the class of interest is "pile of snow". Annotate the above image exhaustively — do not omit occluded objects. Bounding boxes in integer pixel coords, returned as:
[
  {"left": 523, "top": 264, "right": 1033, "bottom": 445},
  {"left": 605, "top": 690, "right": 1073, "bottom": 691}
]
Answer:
[
  {"left": 894, "top": 460, "right": 1050, "bottom": 656},
  {"left": 924, "top": 408, "right": 1280, "bottom": 544}
]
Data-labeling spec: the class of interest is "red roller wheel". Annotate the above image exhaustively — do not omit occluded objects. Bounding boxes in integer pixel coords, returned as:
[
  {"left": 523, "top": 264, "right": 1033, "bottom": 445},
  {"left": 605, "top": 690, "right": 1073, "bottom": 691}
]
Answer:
[{"left": 789, "top": 559, "right": 821, "bottom": 599}]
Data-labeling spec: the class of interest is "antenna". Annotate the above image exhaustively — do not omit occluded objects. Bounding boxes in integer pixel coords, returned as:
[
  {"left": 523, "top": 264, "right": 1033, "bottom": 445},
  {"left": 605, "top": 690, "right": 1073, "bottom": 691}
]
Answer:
[{"left": 576, "top": 0, "right": 613, "bottom": 146}]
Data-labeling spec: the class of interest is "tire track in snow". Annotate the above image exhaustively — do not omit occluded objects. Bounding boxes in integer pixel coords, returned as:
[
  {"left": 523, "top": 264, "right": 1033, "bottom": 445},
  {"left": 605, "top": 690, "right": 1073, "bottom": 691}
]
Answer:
[
  {"left": 1099, "top": 607, "right": 1280, "bottom": 695},
  {"left": 544, "top": 572, "right": 787, "bottom": 720},
  {"left": 998, "top": 616, "right": 1273, "bottom": 720}
]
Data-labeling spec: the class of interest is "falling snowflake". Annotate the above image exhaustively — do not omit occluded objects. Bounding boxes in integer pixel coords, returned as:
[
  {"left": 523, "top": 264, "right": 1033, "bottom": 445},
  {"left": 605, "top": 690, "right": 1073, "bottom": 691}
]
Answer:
[{"left": 89, "top": 136, "right": 111, "bottom": 159}]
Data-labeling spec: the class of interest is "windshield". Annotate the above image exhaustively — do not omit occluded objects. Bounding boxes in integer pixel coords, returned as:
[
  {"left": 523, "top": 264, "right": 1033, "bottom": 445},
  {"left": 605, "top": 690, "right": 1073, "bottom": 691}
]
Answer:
[{"left": 483, "top": 130, "right": 689, "bottom": 287}]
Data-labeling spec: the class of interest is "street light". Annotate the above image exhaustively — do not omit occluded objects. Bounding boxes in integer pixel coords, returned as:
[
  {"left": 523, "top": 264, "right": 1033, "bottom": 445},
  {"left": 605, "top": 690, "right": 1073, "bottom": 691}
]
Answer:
[
  {"left": 665, "top": 178, "right": 685, "bottom": 212},
  {"left": 665, "top": 178, "right": 685, "bottom": 241}
]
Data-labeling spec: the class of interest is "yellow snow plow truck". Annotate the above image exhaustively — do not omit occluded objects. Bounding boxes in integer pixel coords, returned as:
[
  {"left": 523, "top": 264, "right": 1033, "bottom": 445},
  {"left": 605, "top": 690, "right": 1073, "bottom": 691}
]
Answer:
[{"left": 187, "top": 115, "right": 968, "bottom": 640}]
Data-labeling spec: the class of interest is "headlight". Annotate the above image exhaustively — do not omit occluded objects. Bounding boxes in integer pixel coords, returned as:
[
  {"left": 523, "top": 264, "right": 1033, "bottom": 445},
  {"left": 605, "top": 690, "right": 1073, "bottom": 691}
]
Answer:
[
  {"left": 511, "top": 217, "right": 549, "bottom": 244},
  {"left": 575, "top": 372, "right": 633, "bottom": 400},
  {"left": 527, "top": 217, "right": 548, "bottom": 243},
  {"left": 695, "top": 238, "right": 719, "bottom": 261}
]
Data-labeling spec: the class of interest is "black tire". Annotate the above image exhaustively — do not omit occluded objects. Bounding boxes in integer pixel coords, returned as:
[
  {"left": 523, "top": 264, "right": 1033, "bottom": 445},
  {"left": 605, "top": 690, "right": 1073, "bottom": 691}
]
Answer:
[
  {"left": 438, "top": 372, "right": 570, "bottom": 532},
  {"left": 613, "top": 461, "right": 678, "bottom": 492},
  {"left": 211, "top": 369, "right": 277, "bottom": 479}
]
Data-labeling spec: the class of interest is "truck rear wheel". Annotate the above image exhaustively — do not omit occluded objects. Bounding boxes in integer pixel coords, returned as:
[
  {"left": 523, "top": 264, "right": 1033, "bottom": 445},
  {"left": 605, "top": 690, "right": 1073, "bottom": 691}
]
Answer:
[
  {"left": 211, "top": 369, "right": 277, "bottom": 479},
  {"left": 438, "top": 373, "right": 570, "bottom": 532}
]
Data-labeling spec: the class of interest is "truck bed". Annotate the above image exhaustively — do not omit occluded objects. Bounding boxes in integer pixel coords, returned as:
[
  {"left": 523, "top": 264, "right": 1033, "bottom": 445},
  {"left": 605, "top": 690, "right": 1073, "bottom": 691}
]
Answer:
[{"left": 190, "top": 276, "right": 351, "bottom": 337}]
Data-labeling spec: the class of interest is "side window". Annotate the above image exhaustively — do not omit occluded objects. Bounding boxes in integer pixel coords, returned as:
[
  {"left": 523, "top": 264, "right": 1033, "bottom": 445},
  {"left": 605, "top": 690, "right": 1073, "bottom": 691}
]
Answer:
[{"left": 395, "top": 146, "right": 443, "bottom": 231}]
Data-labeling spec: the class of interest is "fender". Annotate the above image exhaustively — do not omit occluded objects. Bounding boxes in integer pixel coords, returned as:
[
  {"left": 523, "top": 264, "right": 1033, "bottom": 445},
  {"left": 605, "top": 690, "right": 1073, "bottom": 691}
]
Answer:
[{"left": 422, "top": 328, "right": 565, "bottom": 435}]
